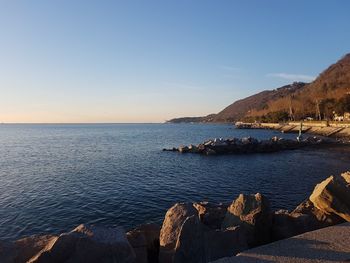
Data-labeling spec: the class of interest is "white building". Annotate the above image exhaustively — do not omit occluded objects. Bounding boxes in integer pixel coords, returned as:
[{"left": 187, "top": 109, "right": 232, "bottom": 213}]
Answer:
[
  {"left": 344, "top": 112, "right": 350, "bottom": 121},
  {"left": 334, "top": 112, "right": 350, "bottom": 121}
]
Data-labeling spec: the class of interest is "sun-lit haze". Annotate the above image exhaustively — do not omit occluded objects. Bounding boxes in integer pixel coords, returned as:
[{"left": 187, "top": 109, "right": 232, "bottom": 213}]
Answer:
[{"left": 1, "top": 0, "right": 350, "bottom": 123}]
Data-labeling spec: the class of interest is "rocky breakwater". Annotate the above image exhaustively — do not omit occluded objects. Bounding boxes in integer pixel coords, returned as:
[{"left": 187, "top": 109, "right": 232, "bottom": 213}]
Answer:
[
  {"left": 163, "top": 136, "right": 332, "bottom": 155},
  {"left": 158, "top": 172, "right": 350, "bottom": 263},
  {"left": 1, "top": 172, "right": 350, "bottom": 263}
]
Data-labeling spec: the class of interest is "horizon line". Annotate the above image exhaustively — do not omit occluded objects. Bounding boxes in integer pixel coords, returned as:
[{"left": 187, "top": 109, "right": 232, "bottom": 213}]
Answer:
[{"left": 0, "top": 122, "right": 167, "bottom": 125}]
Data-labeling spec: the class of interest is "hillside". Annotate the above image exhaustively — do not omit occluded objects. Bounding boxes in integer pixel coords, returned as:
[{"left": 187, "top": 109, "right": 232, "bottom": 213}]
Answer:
[
  {"left": 166, "top": 114, "right": 215, "bottom": 123},
  {"left": 167, "top": 53, "right": 350, "bottom": 123},
  {"left": 212, "top": 82, "right": 307, "bottom": 122},
  {"left": 248, "top": 53, "right": 350, "bottom": 121}
]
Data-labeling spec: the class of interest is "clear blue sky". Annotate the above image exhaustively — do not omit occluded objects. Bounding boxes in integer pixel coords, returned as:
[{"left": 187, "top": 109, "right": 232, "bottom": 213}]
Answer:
[{"left": 1, "top": 0, "right": 350, "bottom": 123}]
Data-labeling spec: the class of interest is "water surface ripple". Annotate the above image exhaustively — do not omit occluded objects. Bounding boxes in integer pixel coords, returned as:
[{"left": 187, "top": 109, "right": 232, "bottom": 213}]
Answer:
[{"left": 0, "top": 123, "right": 349, "bottom": 240}]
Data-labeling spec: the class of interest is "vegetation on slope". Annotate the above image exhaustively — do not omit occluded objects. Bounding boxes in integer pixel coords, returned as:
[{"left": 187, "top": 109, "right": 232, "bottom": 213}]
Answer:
[{"left": 167, "top": 53, "right": 350, "bottom": 123}]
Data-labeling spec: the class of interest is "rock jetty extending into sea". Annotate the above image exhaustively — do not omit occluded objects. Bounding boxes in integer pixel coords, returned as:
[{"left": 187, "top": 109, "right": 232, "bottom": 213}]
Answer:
[
  {"left": 163, "top": 136, "right": 336, "bottom": 155},
  {"left": 1, "top": 171, "right": 350, "bottom": 263}
]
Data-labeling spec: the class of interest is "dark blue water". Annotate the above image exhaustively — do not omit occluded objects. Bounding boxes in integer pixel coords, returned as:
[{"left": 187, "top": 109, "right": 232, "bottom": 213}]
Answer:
[{"left": 0, "top": 123, "right": 349, "bottom": 240}]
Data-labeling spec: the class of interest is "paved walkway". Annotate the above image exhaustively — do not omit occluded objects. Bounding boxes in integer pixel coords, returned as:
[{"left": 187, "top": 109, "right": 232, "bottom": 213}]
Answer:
[{"left": 212, "top": 223, "right": 350, "bottom": 263}]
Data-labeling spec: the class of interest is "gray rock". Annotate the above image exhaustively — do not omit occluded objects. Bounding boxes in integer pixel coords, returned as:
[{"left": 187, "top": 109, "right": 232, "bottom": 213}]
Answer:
[
  {"left": 272, "top": 200, "right": 345, "bottom": 241},
  {"left": 173, "top": 215, "right": 207, "bottom": 263},
  {"left": 126, "top": 230, "right": 148, "bottom": 263},
  {"left": 0, "top": 240, "right": 17, "bottom": 263},
  {"left": 205, "top": 148, "right": 217, "bottom": 155},
  {"left": 212, "top": 138, "right": 227, "bottom": 146},
  {"left": 29, "top": 224, "right": 135, "bottom": 263},
  {"left": 293, "top": 199, "right": 345, "bottom": 226},
  {"left": 221, "top": 193, "right": 272, "bottom": 247},
  {"left": 205, "top": 226, "right": 248, "bottom": 261},
  {"left": 173, "top": 217, "right": 248, "bottom": 263},
  {"left": 178, "top": 146, "right": 189, "bottom": 153},
  {"left": 310, "top": 172, "right": 350, "bottom": 221},
  {"left": 159, "top": 203, "right": 198, "bottom": 263},
  {"left": 0, "top": 235, "right": 57, "bottom": 263},
  {"left": 188, "top": 144, "right": 199, "bottom": 153},
  {"left": 193, "top": 202, "right": 228, "bottom": 229},
  {"left": 127, "top": 223, "right": 160, "bottom": 263},
  {"left": 204, "top": 140, "right": 214, "bottom": 146}
]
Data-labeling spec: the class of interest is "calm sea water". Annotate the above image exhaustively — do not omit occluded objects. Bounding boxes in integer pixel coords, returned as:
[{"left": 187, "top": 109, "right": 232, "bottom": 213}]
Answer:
[{"left": 0, "top": 123, "right": 349, "bottom": 240}]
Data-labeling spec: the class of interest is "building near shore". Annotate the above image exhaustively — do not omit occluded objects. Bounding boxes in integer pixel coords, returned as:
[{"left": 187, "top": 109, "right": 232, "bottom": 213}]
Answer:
[
  {"left": 333, "top": 112, "right": 350, "bottom": 121},
  {"left": 345, "top": 112, "right": 350, "bottom": 121}
]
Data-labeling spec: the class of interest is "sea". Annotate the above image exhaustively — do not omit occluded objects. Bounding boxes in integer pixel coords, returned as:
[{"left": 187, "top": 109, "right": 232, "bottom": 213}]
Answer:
[{"left": 0, "top": 123, "right": 349, "bottom": 240}]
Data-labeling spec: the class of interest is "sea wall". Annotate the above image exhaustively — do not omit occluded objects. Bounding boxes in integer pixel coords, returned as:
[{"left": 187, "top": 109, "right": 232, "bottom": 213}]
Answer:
[
  {"left": 1, "top": 172, "right": 350, "bottom": 263},
  {"left": 237, "top": 121, "right": 350, "bottom": 140}
]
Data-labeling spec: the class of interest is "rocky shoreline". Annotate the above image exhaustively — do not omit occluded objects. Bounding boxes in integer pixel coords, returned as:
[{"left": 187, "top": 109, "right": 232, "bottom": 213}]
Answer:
[
  {"left": 162, "top": 136, "right": 337, "bottom": 155},
  {"left": 1, "top": 172, "right": 350, "bottom": 263}
]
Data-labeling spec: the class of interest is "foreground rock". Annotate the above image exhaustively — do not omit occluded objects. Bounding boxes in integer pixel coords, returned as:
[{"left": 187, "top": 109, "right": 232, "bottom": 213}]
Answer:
[
  {"left": 310, "top": 171, "right": 350, "bottom": 221},
  {"left": 0, "top": 235, "right": 57, "bottom": 263},
  {"left": 159, "top": 203, "right": 248, "bottom": 263},
  {"left": 272, "top": 200, "right": 345, "bottom": 241},
  {"left": 271, "top": 172, "right": 350, "bottom": 241},
  {"left": 173, "top": 216, "right": 248, "bottom": 263},
  {"left": 159, "top": 203, "right": 198, "bottom": 262},
  {"left": 163, "top": 136, "right": 334, "bottom": 155},
  {"left": 173, "top": 215, "right": 207, "bottom": 263},
  {"left": 29, "top": 224, "right": 135, "bottom": 263},
  {"left": 2, "top": 171, "right": 350, "bottom": 263},
  {"left": 127, "top": 223, "right": 160, "bottom": 263},
  {"left": 204, "top": 227, "right": 247, "bottom": 261},
  {"left": 193, "top": 202, "right": 227, "bottom": 229},
  {"left": 159, "top": 203, "right": 197, "bottom": 249},
  {"left": 221, "top": 193, "right": 272, "bottom": 247}
]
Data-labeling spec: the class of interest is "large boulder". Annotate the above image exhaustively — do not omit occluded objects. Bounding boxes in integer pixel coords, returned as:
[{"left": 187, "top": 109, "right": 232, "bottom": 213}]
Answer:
[
  {"left": 310, "top": 172, "right": 350, "bottom": 221},
  {"left": 221, "top": 193, "right": 272, "bottom": 246},
  {"left": 16, "top": 235, "right": 58, "bottom": 263},
  {"left": 160, "top": 202, "right": 247, "bottom": 263},
  {"left": 173, "top": 217, "right": 248, "bottom": 263},
  {"left": 272, "top": 200, "right": 345, "bottom": 241},
  {"left": 173, "top": 215, "right": 206, "bottom": 263},
  {"left": 159, "top": 203, "right": 198, "bottom": 263},
  {"left": 0, "top": 240, "right": 17, "bottom": 263},
  {"left": 188, "top": 144, "right": 199, "bottom": 153},
  {"left": 293, "top": 199, "right": 345, "bottom": 226},
  {"left": 205, "top": 226, "right": 248, "bottom": 261},
  {"left": 178, "top": 146, "right": 189, "bottom": 153},
  {"left": 0, "top": 235, "right": 57, "bottom": 263},
  {"left": 127, "top": 223, "right": 160, "bottom": 263},
  {"left": 29, "top": 224, "right": 135, "bottom": 263},
  {"left": 193, "top": 202, "right": 227, "bottom": 229},
  {"left": 126, "top": 230, "right": 147, "bottom": 263},
  {"left": 271, "top": 209, "right": 298, "bottom": 241}
]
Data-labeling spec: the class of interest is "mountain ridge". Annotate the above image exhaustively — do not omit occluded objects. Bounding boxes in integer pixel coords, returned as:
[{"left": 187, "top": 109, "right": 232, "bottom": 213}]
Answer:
[{"left": 167, "top": 53, "right": 350, "bottom": 123}]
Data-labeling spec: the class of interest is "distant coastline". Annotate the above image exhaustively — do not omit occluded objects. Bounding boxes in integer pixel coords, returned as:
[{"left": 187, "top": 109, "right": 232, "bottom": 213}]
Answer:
[{"left": 167, "top": 53, "right": 350, "bottom": 125}]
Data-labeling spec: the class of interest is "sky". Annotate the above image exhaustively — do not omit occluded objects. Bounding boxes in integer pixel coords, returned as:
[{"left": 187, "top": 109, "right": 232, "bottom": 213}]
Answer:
[{"left": 1, "top": 0, "right": 350, "bottom": 123}]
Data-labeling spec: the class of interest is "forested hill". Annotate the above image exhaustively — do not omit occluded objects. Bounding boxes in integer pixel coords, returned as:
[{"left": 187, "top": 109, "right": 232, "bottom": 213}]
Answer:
[{"left": 167, "top": 53, "right": 350, "bottom": 123}]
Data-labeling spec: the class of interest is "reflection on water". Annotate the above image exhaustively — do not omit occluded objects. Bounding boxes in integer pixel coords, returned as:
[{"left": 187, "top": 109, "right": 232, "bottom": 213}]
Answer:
[{"left": 0, "top": 123, "right": 349, "bottom": 240}]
